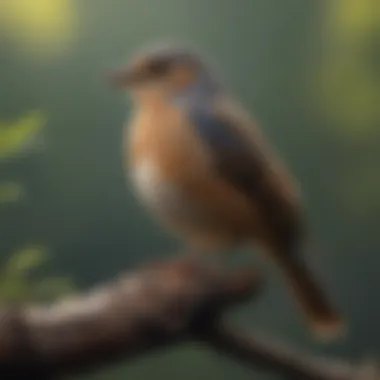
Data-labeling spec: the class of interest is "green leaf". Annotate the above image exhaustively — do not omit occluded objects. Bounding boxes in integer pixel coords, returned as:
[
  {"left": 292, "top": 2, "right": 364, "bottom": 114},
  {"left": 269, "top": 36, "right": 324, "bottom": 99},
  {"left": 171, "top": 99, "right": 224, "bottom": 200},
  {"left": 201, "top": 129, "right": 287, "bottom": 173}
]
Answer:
[
  {"left": 0, "top": 247, "right": 75, "bottom": 302},
  {"left": 0, "top": 276, "right": 30, "bottom": 302},
  {"left": 4, "top": 245, "right": 48, "bottom": 278},
  {"left": 0, "top": 110, "right": 47, "bottom": 159}
]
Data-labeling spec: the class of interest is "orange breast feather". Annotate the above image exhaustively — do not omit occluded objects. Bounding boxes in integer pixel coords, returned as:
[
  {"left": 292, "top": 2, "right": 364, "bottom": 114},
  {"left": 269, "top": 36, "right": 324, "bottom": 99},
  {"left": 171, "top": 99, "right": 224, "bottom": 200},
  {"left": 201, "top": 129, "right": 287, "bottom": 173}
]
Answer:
[{"left": 125, "top": 101, "right": 262, "bottom": 246}]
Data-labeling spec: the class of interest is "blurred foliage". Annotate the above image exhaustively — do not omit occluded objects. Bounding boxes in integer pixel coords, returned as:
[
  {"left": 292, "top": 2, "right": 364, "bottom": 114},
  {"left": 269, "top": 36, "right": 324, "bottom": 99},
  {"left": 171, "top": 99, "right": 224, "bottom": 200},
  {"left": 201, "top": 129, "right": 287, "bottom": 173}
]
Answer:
[
  {"left": 315, "top": 0, "right": 378, "bottom": 137},
  {"left": 0, "top": 110, "right": 46, "bottom": 205},
  {"left": 0, "top": 245, "right": 75, "bottom": 302},
  {"left": 0, "top": 110, "right": 72, "bottom": 303},
  {"left": 0, "top": 110, "right": 47, "bottom": 159},
  {"left": 311, "top": 0, "right": 380, "bottom": 221},
  {"left": 0, "top": 0, "right": 76, "bottom": 57},
  {"left": 333, "top": 0, "right": 377, "bottom": 42}
]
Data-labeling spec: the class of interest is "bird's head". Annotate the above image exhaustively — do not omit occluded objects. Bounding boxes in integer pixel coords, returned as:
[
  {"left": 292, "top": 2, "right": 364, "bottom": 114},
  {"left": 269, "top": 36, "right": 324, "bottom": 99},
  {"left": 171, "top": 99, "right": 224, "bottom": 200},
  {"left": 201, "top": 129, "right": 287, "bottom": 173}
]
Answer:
[{"left": 110, "top": 43, "right": 220, "bottom": 103}]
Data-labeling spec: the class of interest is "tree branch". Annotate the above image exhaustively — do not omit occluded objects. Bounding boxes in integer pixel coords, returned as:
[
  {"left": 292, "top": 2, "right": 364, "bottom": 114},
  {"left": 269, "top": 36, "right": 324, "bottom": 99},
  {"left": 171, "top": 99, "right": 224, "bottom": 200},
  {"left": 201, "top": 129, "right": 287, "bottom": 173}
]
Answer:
[
  {"left": 202, "top": 323, "right": 378, "bottom": 380},
  {"left": 0, "top": 256, "right": 377, "bottom": 379}
]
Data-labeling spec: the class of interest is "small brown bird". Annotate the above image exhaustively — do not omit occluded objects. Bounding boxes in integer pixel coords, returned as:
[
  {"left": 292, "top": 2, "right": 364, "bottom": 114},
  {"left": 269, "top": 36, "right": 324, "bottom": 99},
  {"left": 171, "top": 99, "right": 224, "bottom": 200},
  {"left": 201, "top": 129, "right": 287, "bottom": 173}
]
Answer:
[{"left": 112, "top": 43, "right": 344, "bottom": 340}]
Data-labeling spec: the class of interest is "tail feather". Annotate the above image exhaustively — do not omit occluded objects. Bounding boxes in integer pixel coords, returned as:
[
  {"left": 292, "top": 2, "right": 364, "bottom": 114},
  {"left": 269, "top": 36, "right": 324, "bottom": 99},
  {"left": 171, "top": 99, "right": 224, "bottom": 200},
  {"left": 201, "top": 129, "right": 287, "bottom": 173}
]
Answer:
[{"left": 271, "top": 252, "right": 345, "bottom": 341}]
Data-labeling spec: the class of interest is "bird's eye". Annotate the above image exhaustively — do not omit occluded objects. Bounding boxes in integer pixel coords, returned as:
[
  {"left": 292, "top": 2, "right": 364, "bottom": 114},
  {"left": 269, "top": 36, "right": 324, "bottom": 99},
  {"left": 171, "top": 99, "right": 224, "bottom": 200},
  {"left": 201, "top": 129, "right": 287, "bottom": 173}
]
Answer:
[{"left": 148, "top": 59, "right": 170, "bottom": 76}]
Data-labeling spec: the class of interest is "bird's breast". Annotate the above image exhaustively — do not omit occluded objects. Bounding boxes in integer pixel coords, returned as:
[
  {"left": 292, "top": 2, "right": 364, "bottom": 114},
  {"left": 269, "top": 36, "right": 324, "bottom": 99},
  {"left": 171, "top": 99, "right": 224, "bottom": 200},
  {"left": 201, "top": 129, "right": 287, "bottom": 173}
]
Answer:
[
  {"left": 125, "top": 102, "right": 212, "bottom": 223},
  {"left": 131, "top": 156, "right": 206, "bottom": 226},
  {"left": 131, "top": 157, "right": 162, "bottom": 206}
]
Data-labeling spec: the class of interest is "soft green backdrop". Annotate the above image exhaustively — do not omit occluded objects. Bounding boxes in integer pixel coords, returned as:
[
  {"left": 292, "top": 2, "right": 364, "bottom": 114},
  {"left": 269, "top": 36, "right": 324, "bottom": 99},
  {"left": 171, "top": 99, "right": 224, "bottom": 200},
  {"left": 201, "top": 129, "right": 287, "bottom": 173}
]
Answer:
[{"left": 0, "top": 0, "right": 379, "bottom": 379}]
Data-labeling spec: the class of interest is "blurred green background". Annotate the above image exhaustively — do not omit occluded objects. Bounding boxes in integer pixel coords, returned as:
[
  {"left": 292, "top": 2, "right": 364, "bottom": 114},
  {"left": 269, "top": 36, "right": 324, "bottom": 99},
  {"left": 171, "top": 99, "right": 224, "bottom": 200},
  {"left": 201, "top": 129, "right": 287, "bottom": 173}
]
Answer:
[{"left": 0, "top": 0, "right": 379, "bottom": 379}]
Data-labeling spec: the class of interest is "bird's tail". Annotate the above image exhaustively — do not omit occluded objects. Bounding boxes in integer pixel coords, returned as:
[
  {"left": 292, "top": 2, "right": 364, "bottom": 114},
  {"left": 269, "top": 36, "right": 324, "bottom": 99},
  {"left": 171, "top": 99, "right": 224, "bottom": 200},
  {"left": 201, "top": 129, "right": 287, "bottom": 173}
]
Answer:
[{"left": 268, "top": 249, "right": 345, "bottom": 341}]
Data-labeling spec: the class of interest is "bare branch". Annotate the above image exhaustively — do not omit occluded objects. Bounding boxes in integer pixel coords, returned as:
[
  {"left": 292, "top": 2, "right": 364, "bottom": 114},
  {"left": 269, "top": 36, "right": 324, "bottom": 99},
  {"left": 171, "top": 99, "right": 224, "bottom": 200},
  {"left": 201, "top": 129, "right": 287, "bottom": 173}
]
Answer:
[
  {"left": 202, "top": 323, "right": 379, "bottom": 380},
  {"left": 0, "top": 256, "right": 377, "bottom": 380}
]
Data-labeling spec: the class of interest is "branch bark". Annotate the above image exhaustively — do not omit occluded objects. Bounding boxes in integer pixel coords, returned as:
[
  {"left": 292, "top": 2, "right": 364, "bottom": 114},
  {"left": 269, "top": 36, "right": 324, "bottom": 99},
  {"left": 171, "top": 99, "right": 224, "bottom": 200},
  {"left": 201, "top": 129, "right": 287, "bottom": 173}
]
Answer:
[{"left": 0, "top": 256, "right": 377, "bottom": 379}]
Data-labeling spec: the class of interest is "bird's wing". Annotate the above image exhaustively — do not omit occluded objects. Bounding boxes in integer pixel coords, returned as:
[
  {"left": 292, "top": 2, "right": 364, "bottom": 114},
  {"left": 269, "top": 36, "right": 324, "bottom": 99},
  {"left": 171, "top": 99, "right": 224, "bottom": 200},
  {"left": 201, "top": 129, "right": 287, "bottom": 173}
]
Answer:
[
  {"left": 187, "top": 98, "right": 270, "bottom": 199},
  {"left": 187, "top": 97, "right": 302, "bottom": 246}
]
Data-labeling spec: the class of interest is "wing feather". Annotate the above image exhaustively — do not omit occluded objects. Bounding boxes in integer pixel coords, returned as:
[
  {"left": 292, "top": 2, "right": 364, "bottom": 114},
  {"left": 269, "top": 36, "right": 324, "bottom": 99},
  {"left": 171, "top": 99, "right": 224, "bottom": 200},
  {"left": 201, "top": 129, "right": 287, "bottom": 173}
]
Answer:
[{"left": 187, "top": 97, "right": 303, "bottom": 249}]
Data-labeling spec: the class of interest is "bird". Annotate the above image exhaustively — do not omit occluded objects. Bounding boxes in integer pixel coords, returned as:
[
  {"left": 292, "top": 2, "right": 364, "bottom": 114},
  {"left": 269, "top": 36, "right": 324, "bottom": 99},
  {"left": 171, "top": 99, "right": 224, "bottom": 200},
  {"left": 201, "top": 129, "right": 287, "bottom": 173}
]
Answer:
[{"left": 111, "top": 42, "right": 344, "bottom": 340}]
